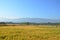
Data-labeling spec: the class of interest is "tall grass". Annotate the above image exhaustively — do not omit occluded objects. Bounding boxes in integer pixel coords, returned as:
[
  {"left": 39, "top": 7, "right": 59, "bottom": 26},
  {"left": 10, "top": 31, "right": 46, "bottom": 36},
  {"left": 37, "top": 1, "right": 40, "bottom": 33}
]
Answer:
[{"left": 0, "top": 25, "right": 60, "bottom": 40}]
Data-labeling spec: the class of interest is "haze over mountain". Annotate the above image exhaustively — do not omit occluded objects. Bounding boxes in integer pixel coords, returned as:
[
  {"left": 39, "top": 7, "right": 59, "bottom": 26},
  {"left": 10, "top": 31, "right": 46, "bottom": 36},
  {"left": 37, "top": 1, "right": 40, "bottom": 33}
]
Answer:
[{"left": 0, "top": 18, "right": 60, "bottom": 23}]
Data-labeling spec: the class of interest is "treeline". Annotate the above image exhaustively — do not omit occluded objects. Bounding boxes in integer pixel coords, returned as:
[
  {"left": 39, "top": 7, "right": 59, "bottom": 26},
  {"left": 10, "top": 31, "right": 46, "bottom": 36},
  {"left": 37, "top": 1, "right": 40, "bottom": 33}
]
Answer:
[
  {"left": 19, "top": 22, "right": 60, "bottom": 25},
  {"left": 0, "top": 22, "right": 60, "bottom": 26},
  {"left": 0, "top": 22, "right": 15, "bottom": 26}
]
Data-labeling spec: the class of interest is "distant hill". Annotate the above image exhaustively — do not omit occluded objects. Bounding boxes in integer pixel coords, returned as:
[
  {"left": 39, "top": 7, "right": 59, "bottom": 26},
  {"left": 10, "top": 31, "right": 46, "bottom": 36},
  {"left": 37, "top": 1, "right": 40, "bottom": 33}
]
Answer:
[{"left": 0, "top": 18, "right": 60, "bottom": 23}]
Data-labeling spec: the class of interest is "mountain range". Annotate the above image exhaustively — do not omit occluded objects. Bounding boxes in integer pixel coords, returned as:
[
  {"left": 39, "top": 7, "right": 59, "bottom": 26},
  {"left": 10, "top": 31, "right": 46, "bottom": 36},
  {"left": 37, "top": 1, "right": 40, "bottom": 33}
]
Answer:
[{"left": 0, "top": 18, "right": 60, "bottom": 23}]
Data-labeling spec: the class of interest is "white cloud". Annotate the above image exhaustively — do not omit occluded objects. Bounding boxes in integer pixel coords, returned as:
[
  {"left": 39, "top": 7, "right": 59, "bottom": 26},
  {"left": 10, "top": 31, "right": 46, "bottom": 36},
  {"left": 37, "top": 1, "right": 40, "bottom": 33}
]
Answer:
[{"left": 0, "top": 16, "right": 19, "bottom": 19}]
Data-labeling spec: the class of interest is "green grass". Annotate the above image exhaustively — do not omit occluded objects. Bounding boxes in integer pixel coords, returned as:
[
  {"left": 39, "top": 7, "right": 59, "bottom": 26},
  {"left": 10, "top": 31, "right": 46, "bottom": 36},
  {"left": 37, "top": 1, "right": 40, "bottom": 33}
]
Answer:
[{"left": 0, "top": 25, "right": 60, "bottom": 40}]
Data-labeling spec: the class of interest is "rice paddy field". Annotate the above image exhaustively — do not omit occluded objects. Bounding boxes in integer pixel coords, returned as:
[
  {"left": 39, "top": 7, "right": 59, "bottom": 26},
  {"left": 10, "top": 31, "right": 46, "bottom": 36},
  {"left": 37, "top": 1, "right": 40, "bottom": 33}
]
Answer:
[{"left": 0, "top": 25, "right": 60, "bottom": 40}]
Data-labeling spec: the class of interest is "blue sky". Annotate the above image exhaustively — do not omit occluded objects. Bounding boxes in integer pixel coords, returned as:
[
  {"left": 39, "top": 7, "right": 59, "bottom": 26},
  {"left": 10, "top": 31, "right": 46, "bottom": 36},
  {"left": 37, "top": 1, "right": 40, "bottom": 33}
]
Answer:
[{"left": 0, "top": 0, "right": 60, "bottom": 19}]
